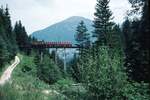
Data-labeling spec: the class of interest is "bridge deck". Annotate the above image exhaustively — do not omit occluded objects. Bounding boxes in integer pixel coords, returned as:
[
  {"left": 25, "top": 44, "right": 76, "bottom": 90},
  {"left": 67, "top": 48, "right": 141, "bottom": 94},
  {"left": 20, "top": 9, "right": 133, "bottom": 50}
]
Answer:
[
  {"left": 31, "top": 45, "right": 81, "bottom": 48},
  {"left": 21, "top": 41, "right": 87, "bottom": 49}
]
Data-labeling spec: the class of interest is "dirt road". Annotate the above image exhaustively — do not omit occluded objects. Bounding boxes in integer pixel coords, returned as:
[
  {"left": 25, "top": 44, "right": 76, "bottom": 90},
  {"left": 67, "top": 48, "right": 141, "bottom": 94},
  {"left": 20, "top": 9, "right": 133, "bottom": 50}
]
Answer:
[{"left": 0, "top": 56, "right": 20, "bottom": 85}]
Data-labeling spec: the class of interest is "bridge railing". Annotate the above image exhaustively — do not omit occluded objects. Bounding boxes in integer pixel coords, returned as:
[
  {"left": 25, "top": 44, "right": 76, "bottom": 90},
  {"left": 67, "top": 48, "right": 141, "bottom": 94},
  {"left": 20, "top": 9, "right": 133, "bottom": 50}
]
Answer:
[{"left": 31, "top": 41, "right": 77, "bottom": 48}]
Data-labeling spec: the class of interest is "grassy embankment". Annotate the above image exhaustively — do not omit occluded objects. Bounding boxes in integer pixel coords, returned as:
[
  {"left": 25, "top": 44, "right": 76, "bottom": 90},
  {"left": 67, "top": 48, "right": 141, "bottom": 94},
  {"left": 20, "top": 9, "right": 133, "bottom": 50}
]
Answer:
[
  {"left": 0, "top": 54, "right": 64, "bottom": 100},
  {"left": 0, "top": 54, "right": 86, "bottom": 100}
]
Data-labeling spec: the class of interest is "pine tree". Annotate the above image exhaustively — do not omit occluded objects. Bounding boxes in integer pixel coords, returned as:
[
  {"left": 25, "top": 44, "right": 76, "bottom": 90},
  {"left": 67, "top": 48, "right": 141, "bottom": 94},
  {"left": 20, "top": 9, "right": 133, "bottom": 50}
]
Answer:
[
  {"left": 122, "top": 18, "right": 131, "bottom": 49},
  {"left": 75, "top": 20, "right": 90, "bottom": 47},
  {"left": 139, "top": 0, "right": 150, "bottom": 81},
  {"left": 93, "top": 0, "right": 114, "bottom": 46},
  {"left": 0, "top": 33, "right": 8, "bottom": 68},
  {"left": 3, "top": 6, "right": 17, "bottom": 59},
  {"left": 75, "top": 20, "right": 90, "bottom": 59},
  {"left": 14, "top": 21, "right": 29, "bottom": 54},
  {"left": 124, "top": 0, "right": 150, "bottom": 82},
  {"left": 3, "top": 6, "right": 12, "bottom": 39},
  {"left": 0, "top": 6, "right": 14, "bottom": 64},
  {"left": 128, "top": 0, "right": 145, "bottom": 15},
  {"left": 111, "top": 25, "right": 122, "bottom": 49},
  {"left": 68, "top": 54, "right": 81, "bottom": 82}
]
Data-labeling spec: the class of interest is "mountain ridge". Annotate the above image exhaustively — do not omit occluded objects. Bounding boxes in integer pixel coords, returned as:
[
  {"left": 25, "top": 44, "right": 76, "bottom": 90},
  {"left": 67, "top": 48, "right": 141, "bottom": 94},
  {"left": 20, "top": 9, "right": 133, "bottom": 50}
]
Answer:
[{"left": 31, "top": 16, "right": 93, "bottom": 43}]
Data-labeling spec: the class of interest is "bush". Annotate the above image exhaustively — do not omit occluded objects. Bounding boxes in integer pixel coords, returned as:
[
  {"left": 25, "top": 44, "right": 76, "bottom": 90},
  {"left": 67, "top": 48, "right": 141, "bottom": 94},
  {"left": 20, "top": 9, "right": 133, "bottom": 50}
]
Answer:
[
  {"left": 0, "top": 84, "right": 46, "bottom": 100},
  {"left": 0, "top": 84, "right": 19, "bottom": 100},
  {"left": 122, "top": 82, "right": 150, "bottom": 100},
  {"left": 37, "top": 55, "right": 62, "bottom": 84},
  {"left": 54, "top": 78, "right": 74, "bottom": 91},
  {"left": 78, "top": 46, "right": 150, "bottom": 100},
  {"left": 54, "top": 79, "right": 87, "bottom": 100}
]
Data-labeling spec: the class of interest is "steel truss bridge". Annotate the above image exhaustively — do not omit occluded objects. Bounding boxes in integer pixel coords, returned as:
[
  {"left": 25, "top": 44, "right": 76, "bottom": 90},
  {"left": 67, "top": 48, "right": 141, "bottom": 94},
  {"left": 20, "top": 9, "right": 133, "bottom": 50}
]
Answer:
[
  {"left": 30, "top": 41, "right": 85, "bottom": 73},
  {"left": 31, "top": 41, "right": 82, "bottom": 48}
]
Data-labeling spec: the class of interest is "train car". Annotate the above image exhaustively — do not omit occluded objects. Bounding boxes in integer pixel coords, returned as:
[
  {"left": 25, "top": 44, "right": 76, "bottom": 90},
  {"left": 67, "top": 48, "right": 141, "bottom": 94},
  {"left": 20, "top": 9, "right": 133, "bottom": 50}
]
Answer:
[{"left": 31, "top": 41, "right": 73, "bottom": 48}]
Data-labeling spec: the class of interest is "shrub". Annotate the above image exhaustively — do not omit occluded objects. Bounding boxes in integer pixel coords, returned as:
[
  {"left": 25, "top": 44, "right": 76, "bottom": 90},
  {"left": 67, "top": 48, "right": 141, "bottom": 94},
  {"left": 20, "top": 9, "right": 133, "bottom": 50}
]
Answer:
[
  {"left": 54, "top": 79, "right": 87, "bottom": 100},
  {"left": 78, "top": 46, "right": 150, "bottom": 100},
  {"left": 0, "top": 84, "right": 58, "bottom": 100},
  {"left": 37, "top": 55, "right": 62, "bottom": 84}
]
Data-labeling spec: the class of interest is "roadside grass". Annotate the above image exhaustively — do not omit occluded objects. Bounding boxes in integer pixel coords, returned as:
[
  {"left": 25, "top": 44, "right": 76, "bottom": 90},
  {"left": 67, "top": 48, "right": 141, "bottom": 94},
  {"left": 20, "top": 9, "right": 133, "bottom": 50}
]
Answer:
[
  {"left": 0, "top": 83, "right": 65, "bottom": 100},
  {"left": 52, "top": 78, "right": 87, "bottom": 100},
  {"left": 0, "top": 54, "right": 67, "bottom": 100},
  {"left": 0, "top": 57, "right": 16, "bottom": 76},
  {"left": 0, "top": 54, "right": 87, "bottom": 100}
]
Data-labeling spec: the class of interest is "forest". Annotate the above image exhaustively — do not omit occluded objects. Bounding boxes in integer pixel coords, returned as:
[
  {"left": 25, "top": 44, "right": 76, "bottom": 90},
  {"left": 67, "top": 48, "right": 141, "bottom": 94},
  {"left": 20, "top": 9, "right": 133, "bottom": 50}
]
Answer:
[{"left": 0, "top": 0, "right": 150, "bottom": 100}]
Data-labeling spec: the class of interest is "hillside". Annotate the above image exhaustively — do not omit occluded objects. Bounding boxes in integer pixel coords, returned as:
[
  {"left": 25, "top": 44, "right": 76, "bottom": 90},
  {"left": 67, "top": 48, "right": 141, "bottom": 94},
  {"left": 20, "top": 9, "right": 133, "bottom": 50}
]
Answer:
[{"left": 31, "top": 16, "right": 93, "bottom": 43}]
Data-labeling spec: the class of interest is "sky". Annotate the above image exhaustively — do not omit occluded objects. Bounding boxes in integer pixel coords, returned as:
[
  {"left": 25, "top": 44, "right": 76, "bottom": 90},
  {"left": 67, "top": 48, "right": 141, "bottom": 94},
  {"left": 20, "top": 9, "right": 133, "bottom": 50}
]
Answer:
[{"left": 0, "top": 0, "right": 131, "bottom": 35}]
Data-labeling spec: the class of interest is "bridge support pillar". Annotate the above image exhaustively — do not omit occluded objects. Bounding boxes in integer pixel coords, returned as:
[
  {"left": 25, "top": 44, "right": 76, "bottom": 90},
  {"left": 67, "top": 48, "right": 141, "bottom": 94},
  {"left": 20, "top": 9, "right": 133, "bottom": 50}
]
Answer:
[
  {"left": 63, "top": 48, "right": 67, "bottom": 73},
  {"left": 40, "top": 51, "right": 43, "bottom": 62},
  {"left": 55, "top": 48, "right": 58, "bottom": 65}
]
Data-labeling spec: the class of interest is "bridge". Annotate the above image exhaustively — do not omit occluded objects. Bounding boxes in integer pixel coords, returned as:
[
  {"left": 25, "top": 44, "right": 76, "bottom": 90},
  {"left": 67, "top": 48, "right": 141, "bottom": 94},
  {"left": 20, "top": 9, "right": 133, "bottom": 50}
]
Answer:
[
  {"left": 30, "top": 41, "right": 84, "bottom": 73},
  {"left": 31, "top": 41, "right": 82, "bottom": 48}
]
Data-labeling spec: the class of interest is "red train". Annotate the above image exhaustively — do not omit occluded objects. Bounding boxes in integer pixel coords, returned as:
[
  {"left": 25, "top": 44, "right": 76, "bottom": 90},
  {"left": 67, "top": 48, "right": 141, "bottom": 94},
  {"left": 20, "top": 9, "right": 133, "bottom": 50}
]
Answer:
[{"left": 32, "top": 41, "right": 72, "bottom": 48}]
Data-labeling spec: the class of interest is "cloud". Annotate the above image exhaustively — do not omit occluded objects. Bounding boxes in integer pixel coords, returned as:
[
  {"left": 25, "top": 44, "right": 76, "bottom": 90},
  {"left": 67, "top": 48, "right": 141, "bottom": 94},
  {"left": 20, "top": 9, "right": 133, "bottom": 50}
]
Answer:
[{"left": 0, "top": 0, "right": 131, "bottom": 34}]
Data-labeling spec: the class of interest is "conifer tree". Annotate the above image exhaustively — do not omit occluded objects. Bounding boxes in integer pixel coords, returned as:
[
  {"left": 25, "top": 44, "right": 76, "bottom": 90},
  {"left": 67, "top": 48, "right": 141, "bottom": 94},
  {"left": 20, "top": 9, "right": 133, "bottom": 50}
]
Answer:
[
  {"left": 139, "top": 0, "right": 150, "bottom": 82},
  {"left": 111, "top": 25, "right": 122, "bottom": 49},
  {"left": 122, "top": 18, "right": 131, "bottom": 49},
  {"left": 0, "top": 33, "right": 8, "bottom": 68},
  {"left": 93, "top": 0, "right": 113, "bottom": 46},
  {"left": 124, "top": 0, "right": 150, "bottom": 82},
  {"left": 75, "top": 20, "right": 90, "bottom": 47},
  {"left": 14, "top": 21, "right": 29, "bottom": 54},
  {"left": 0, "top": 6, "right": 17, "bottom": 63},
  {"left": 68, "top": 54, "right": 81, "bottom": 82},
  {"left": 122, "top": 19, "right": 143, "bottom": 81},
  {"left": 75, "top": 20, "right": 90, "bottom": 58},
  {"left": 3, "top": 6, "right": 17, "bottom": 58}
]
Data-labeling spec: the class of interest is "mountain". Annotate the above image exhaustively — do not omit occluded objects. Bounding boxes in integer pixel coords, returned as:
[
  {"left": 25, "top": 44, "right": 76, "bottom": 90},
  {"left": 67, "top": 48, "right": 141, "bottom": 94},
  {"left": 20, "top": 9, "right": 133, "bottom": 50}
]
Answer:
[{"left": 31, "top": 16, "right": 93, "bottom": 44}]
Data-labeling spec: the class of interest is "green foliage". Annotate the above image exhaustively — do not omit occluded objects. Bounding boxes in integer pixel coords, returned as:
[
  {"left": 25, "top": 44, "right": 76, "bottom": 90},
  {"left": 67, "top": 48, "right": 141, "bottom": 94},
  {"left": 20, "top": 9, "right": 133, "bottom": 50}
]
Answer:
[
  {"left": 0, "top": 35, "right": 8, "bottom": 68},
  {"left": 54, "top": 78, "right": 74, "bottom": 94},
  {"left": 0, "top": 84, "right": 52, "bottom": 100},
  {"left": 50, "top": 50, "right": 65, "bottom": 76},
  {"left": 14, "top": 55, "right": 37, "bottom": 77},
  {"left": 0, "top": 1, "right": 149, "bottom": 100},
  {"left": 122, "top": 0, "right": 150, "bottom": 82},
  {"left": 111, "top": 25, "right": 123, "bottom": 49},
  {"left": 54, "top": 79, "right": 87, "bottom": 100},
  {"left": 123, "top": 82, "right": 150, "bottom": 100},
  {"left": 138, "top": 0, "right": 150, "bottom": 82},
  {"left": 0, "top": 84, "right": 21, "bottom": 100},
  {"left": 10, "top": 54, "right": 65, "bottom": 100},
  {"left": 122, "top": 18, "right": 130, "bottom": 48},
  {"left": 35, "top": 54, "right": 62, "bottom": 84},
  {"left": 72, "top": 21, "right": 91, "bottom": 82},
  {"left": 122, "top": 19, "right": 143, "bottom": 81},
  {"left": 14, "top": 21, "right": 30, "bottom": 54},
  {"left": 75, "top": 20, "right": 90, "bottom": 47},
  {"left": 79, "top": 47, "right": 124, "bottom": 99},
  {"left": 128, "top": 0, "right": 145, "bottom": 15},
  {"left": 93, "top": 0, "right": 114, "bottom": 45},
  {"left": 68, "top": 54, "right": 81, "bottom": 82},
  {"left": 78, "top": 46, "right": 150, "bottom": 99},
  {"left": 13, "top": 54, "right": 48, "bottom": 89},
  {"left": 0, "top": 6, "right": 18, "bottom": 69}
]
